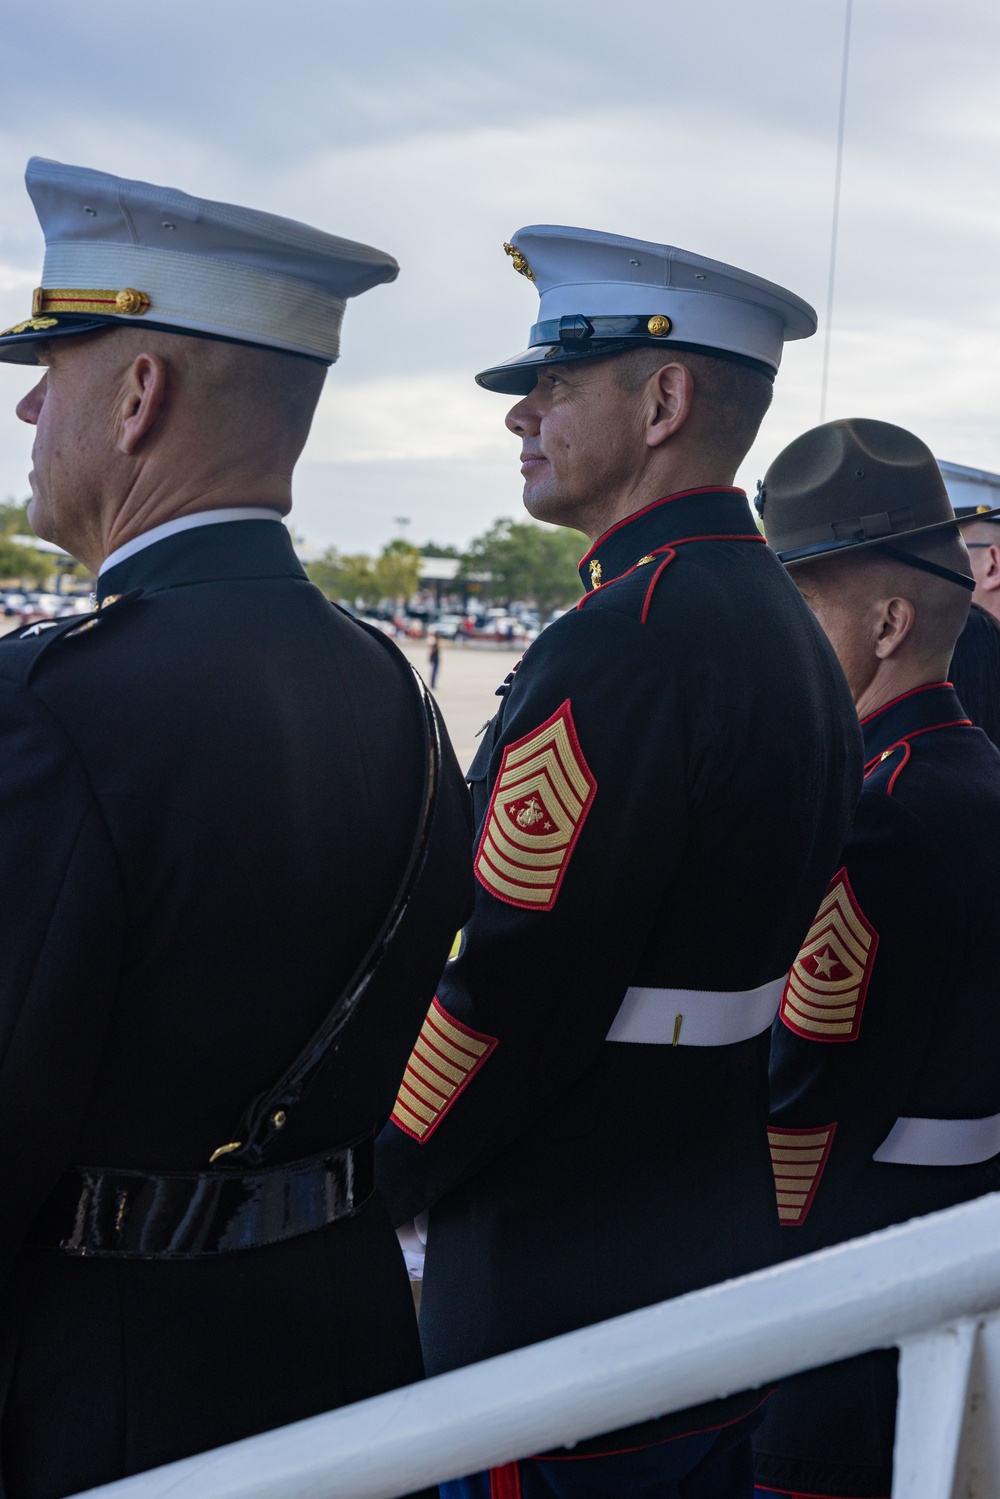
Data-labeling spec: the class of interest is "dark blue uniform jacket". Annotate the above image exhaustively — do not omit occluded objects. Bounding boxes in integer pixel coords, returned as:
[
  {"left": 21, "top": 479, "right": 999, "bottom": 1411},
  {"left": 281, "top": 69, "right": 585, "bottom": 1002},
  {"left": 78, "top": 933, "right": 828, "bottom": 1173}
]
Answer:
[
  {"left": 754, "top": 682, "right": 1000, "bottom": 1499},
  {"left": 377, "top": 487, "right": 862, "bottom": 1448},
  {"left": 0, "top": 519, "right": 473, "bottom": 1499}
]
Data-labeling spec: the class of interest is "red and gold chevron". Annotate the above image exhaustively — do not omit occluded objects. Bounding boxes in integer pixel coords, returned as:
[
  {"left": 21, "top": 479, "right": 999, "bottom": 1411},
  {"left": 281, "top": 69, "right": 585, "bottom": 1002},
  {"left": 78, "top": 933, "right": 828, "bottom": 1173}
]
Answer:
[
  {"left": 475, "top": 699, "right": 597, "bottom": 912},
  {"left": 768, "top": 1123, "right": 837, "bottom": 1226},
  {"left": 390, "top": 998, "right": 497, "bottom": 1143},
  {"left": 780, "top": 870, "right": 878, "bottom": 1043}
]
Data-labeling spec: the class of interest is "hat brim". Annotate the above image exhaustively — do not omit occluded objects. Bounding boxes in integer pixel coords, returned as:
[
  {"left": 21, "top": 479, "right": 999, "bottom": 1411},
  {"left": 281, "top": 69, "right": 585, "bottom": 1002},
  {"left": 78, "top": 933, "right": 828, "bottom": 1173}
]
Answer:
[
  {"left": 0, "top": 313, "right": 332, "bottom": 367},
  {"left": 475, "top": 338, "right": 776, "bottom": 395},
  {"left": 475, "top": 339, "right": 639, "bottom": 394},
  {"left": 0, "top": 313, "right": 117, "bottom": 364},
  {"left": 777, "top": 508, "right": 1000, "bottom": 565}
]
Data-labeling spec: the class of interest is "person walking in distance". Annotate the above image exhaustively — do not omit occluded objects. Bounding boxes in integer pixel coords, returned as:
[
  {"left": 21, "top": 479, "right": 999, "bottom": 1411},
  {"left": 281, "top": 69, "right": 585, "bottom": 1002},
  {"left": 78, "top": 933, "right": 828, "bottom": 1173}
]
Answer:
[
  {"left": 0, "top": 158, "right": 472, "bottom": 1498},
  {"left": 376, "top": 225, "right": 863, "bottom": 1499}
]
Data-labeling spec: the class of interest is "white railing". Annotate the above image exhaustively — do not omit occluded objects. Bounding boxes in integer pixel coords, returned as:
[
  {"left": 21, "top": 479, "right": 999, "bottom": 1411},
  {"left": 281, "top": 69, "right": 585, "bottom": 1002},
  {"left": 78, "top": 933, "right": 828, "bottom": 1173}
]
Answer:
[{"left": 74, "top": 1191, "right": 1000, "bottom": 1499}]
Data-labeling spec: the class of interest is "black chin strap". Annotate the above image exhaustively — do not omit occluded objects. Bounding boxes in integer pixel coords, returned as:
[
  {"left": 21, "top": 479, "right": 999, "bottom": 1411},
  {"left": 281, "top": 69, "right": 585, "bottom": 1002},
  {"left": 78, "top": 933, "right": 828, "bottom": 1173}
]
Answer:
[{"left": 874, "top": 543, "right": 976, "bottom": 592}]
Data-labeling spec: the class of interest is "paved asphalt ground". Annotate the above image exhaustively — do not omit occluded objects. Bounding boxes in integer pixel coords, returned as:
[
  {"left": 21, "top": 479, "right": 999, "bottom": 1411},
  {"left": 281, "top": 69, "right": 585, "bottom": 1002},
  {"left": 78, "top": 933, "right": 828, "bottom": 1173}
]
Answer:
[{"left": 396, "top": 637, "right": 525, "bottom": 773}]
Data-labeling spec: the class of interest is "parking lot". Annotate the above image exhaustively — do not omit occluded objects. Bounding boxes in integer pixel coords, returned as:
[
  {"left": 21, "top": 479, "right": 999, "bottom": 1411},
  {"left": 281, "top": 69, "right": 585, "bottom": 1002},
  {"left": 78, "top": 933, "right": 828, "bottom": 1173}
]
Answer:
[{"left": 396, "top": 637, "right": 525, "bottom": 771}]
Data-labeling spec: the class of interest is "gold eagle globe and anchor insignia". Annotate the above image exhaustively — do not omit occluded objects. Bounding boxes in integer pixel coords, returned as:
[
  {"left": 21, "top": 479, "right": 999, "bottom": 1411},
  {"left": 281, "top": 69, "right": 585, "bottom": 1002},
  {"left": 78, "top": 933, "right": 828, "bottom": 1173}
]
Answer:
[
  {"left": 475, "top": 699, "right": 597, "bottom": 912},
  {"left": 780, "top": 869, "right": 878, "bottom": 1043},
  {"left": 503, "top": 242, "right": 535, "bottom": 281},
  {"left": 589, "top": 559, "right": 603, "bottom": 589}
]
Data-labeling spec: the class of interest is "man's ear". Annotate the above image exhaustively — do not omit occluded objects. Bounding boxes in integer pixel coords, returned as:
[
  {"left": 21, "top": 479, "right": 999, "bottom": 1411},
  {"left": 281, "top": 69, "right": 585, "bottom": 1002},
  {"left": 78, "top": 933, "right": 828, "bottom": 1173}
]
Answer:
[
  {"left": 117, "top": 353, "right": 168, "bottom": 456},
  {"left": 982, "top": 544, "right": 1000, "bottom": 593},
  {"left": 873, "top": 595, "right": 916, "bottom": 660},
  {"left": 645, "top": 362, "right": 694, "bottom": 449}
]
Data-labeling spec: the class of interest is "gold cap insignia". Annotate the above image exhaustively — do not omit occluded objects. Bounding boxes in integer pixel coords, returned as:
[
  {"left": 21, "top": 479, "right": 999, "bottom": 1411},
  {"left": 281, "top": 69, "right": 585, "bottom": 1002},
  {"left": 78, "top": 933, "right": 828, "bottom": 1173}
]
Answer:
[
  {"left": 503, "top": 242, "right": 535, "bottom": 281},
  {"left": 589, "top": 559, "right": 603, "bottom": 588},
  {"left": 768, "top": 1124, "right": 837, "bottom": 1225},
  {"left": 780, "top": 869, "right": 877, "bottom": 1043},
  {"left": 0, "top": 316, "right": 59, "bottom": 337},
  {"left": 391, "top": 998, "right": 497, "bottom": 1142},
  {"left": 647, "top": 315, "right": 672, "bottom": 337},
  {"left": 32, "top": 287, "right": 151, "bottom": 318}
]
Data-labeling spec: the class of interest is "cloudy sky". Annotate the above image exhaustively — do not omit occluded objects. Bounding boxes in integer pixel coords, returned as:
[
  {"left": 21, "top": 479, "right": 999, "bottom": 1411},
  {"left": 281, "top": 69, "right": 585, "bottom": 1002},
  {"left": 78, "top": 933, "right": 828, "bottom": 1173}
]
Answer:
[{"left": 1, "top": 0, "right": 998, "bottom": 552}]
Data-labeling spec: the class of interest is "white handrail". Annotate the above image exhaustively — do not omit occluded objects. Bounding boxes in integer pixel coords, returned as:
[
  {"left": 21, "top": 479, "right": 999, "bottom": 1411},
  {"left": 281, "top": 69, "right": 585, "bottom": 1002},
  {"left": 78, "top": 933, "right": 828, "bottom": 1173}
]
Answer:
[{"left": 74, "top": 1190, "right": 1000, "bottom": 1499}]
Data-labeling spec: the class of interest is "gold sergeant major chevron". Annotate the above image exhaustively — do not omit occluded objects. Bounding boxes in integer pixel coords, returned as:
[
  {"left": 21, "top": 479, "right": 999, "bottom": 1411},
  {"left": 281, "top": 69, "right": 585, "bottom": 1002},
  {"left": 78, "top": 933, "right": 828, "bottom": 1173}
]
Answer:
[
  {"left": 475, "top": 699, "right": 597, "bottom": 912},
  {"left": 780, "top": 869, "right": 878, "bottom": 1043},
  {"left": 768, "top": 1123, "right": 837, "bottom": 1226},
  {"left": 391, "top": 998, "right": 497, "bottom": 1143}
]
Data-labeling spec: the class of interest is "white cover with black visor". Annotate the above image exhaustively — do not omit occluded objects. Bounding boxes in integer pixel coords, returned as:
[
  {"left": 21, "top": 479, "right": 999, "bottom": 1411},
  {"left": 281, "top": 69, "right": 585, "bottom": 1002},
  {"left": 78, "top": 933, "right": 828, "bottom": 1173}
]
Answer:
[
  {"left": 475, "top": 224, "right": 818, "bottom": 395},
  {"left": 0, "top": 157, "right": 399, "bottom": 366}
]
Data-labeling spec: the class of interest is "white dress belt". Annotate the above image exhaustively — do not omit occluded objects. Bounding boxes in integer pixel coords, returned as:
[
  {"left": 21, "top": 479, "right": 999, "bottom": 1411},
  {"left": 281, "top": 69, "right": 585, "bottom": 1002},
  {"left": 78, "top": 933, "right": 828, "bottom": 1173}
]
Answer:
[
  {"left": 873, "top": 1112, "right": 1000, "bottom": 1167},
  {"left": 606, "top": 976, "right": 787, "bottom": 1047}
]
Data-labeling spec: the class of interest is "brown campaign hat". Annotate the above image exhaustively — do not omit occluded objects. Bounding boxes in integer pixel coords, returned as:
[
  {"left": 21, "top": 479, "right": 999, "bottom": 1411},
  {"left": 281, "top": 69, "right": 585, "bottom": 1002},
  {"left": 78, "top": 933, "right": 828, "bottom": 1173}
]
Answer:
[{"left": 756, "top": 418, "right": 1000, "bottom": 566}]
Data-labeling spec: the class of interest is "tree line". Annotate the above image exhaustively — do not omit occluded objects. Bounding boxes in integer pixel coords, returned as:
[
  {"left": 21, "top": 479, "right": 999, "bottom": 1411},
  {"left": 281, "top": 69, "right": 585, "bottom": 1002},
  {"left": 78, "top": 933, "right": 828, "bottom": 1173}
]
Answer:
[{"left": 307, "top": 517, "right": 588, "bottom": 619}]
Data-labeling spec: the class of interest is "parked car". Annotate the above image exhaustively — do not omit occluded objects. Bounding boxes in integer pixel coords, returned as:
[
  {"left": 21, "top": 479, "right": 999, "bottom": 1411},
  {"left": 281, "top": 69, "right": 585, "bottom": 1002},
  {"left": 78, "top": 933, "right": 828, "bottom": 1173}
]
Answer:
[{"left": 430, "top": 613, "right": 466, "bottom": 640}]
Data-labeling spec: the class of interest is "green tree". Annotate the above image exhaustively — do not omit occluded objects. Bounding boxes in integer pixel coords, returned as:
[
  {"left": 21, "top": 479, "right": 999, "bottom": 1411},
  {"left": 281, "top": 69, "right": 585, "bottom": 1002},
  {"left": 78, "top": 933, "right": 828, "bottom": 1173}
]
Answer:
[
  {"left": 306, "top": 549, "right": 380, "bottom": 607},
  {"left": 374, "top": 538, "right": 421, "bottom": 604},
  {"left": 0, "top": 536, "right": 51, "bottom": 586},
  {"left": 459, "top": 518, "right": 586, "bottom": 618},
  {"left": 0, "top": 499, "right": 32, "bottom": 537},
  {"left": 419, "top": 541, "right": 462, "bottom": 558}
]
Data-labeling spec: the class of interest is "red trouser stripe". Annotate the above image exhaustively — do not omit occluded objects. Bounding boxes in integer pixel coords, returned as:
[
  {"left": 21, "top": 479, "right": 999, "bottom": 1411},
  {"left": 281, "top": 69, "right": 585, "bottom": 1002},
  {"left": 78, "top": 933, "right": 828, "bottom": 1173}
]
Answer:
[{"left": 490, "top": 1463, "right": 523, "bottom": 1499}]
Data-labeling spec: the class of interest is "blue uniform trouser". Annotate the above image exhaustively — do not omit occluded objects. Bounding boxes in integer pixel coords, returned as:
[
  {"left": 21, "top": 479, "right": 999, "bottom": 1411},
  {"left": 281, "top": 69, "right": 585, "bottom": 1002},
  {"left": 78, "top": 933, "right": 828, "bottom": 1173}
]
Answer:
[{"left": 440, "top": 1410, "right": 762, "bottom": 1499}]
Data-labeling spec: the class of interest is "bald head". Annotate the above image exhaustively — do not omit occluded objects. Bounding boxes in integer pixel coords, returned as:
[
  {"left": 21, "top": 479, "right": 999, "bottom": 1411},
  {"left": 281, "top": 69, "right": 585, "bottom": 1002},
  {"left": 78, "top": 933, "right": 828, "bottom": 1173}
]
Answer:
[
  {"left": 789, "top": 529, "right": 973, "bottom": 718},
  {"left": 16, "top": 324, "right": 327, "bottom": 571}
]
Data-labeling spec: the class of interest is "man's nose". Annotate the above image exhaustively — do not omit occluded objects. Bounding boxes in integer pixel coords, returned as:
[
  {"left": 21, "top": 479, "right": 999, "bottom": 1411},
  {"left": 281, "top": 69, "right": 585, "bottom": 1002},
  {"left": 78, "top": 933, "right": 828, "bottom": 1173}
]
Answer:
[
  {"left": 16, "top": 374, "right": 46, "bottom": 426},
  {"left": 505, "top": 395, "right": 539, "bottom": 436}
]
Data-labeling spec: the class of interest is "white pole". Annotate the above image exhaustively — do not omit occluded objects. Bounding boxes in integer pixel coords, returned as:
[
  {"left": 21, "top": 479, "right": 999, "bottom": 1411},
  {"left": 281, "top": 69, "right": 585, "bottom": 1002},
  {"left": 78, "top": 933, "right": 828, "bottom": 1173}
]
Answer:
[{"left": 74, "top": 1192, "right": 1000, "bottom": 1499}]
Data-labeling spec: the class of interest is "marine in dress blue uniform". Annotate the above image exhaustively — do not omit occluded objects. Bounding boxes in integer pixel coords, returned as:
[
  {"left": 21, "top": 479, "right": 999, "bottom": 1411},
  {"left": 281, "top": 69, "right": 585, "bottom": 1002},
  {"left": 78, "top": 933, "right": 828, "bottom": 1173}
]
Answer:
[
  {"left": 749, "top": 419, "right": 1000, "bottom": 1499},
  {"left": 0, "top": 160, "right": 473, "bottom": 1498},
  {"left": 376, "top": 227, "right": 863, "bottom": 1498}
]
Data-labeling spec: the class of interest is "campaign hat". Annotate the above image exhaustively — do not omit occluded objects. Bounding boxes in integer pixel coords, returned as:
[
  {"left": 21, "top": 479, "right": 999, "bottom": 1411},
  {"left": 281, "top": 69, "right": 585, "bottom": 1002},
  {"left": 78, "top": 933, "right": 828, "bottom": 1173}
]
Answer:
[
  {"left": 0, "top": 158, "right": 399, "bottom": 366},
  {"left": 475, "top": 224, "right": 817, "bottom": 395},
  {"left": 757, "top": 418, "right": 1000, "bottom": 566}
]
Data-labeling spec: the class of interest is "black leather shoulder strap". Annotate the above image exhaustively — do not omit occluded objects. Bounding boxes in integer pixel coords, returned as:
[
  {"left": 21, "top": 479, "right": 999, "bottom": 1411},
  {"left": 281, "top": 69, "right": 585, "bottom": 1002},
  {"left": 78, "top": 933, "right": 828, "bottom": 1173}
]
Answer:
[{"left": 211, "top": 617, "right": 442, "bottom": 1169}]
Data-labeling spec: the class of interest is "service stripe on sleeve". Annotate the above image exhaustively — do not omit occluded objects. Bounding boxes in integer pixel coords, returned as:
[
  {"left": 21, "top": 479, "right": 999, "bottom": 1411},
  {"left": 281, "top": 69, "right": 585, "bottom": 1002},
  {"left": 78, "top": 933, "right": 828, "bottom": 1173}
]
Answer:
[
  {"left": 390, "top": 998, "right": 498, "bottom": 1143},
  {"left": 780, "top": 870, "right": 878, "bottom": 1043},
  {"left": 475, "top": 700, "right": 597, "bottom": 912},
  {"left": 768, "top": 1123, "right": 837, "bottom": 1226}
]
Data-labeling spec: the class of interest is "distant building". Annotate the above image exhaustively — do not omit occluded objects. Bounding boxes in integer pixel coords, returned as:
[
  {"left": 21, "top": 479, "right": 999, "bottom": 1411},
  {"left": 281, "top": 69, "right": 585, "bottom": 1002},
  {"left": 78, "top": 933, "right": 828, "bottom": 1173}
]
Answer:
[{"left": 938, "top": 459, "right": 1000, "bottom": 511}]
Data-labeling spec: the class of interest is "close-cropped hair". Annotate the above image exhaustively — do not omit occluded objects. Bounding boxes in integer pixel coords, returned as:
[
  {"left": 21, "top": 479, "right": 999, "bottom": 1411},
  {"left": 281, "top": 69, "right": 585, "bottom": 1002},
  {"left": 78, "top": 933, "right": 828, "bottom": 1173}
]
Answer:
[{"left": 612, "top": 344, "right": 773, "bottom": 469}]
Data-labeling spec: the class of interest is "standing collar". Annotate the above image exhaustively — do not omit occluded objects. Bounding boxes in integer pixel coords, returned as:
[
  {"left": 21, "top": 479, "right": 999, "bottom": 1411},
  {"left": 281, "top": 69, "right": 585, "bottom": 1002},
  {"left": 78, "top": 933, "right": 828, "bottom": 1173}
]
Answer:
[
  {"left": 99, "top": 507, "right": 284, "bottom": 577},
  {"left": 860, "top": 682, "right": 971, "bottom": 764},
  {"left": 577, "top": 488, "right": 759, "bottom": 592},
  {"left": 96, "top": 512, "right": 304, "bottom": 602}
]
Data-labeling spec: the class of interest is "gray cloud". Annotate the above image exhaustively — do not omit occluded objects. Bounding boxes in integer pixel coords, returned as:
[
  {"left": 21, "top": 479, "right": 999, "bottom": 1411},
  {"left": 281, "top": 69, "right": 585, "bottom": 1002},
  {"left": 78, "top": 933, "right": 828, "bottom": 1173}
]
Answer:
[{"left": 0, "top": 0, "right": 997, "bottom": 549}]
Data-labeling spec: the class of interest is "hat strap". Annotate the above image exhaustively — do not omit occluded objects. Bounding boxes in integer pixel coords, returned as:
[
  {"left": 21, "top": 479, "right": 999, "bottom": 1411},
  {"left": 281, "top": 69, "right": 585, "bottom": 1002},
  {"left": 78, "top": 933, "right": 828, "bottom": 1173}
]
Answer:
[{"left": 874, "top": 543, "right": 975, "bottom": 592}]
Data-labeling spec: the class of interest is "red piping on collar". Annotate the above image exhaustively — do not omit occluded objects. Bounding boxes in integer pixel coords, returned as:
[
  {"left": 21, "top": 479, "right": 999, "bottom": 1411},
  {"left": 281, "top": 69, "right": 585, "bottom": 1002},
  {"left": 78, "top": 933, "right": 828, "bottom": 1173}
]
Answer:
[
  {"left": 864, "top": 719, "right": 973, "bottom": 795},
  {"left": 576, "top": 532, "right": 765, "bottom": 611},
  {"left": 859, "top": 681, "right": 954, "bottom": 727},
  {"left": 579, "top": 488, "right": 747, "bottom": 569}
]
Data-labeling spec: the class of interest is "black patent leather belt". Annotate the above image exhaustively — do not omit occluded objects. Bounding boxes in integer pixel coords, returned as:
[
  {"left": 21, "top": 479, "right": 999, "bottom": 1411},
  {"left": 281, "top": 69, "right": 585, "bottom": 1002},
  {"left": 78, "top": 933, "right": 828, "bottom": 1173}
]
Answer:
[{"left": 34, "top": 1132, "right": 374, "bottom": 1259}]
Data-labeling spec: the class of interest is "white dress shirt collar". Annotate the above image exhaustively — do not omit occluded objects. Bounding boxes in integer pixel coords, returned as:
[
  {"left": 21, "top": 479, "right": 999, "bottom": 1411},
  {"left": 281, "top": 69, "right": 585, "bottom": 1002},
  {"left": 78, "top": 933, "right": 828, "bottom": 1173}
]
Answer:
[{"left": 98, "top": 508, "right": 284, "bottom": 578}]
